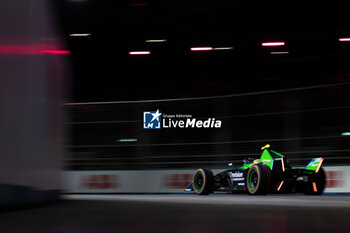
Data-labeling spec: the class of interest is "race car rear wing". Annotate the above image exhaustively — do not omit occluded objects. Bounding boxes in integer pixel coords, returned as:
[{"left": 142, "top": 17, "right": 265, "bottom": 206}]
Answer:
[{"left": 304, "top": 157, "right": 324, "bottom": 173}]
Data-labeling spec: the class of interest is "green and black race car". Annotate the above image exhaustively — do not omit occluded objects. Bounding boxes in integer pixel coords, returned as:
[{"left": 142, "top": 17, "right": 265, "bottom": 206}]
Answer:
[{"left": 185, "top": 144, "right": 326, "bottom": 195}]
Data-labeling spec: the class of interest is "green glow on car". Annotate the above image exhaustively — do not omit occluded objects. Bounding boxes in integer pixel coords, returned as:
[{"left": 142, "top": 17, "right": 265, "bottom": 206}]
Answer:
[
  {"left": 259, "top": 149, "right": 273, "bottom": 169},
  {"left": 240, "top": 163, "right": 253, "bottom": 170},
  {"left": 270, "top": 150, "right": 285, "bottom": 158}
]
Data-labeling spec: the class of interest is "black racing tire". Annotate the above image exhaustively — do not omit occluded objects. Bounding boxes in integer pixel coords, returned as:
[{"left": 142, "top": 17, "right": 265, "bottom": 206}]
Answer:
[
  {"left": 261, "top": 164, "right": 272, "bottom": 193},
  {"left": 246, "top": 164, "right": 271, "bottom": 195},
  {"left": 303, "top": 168, "right": 326, "bottom": 195},
  {"left": 192, "top": 168, "right": 214, "bottom": 195}
]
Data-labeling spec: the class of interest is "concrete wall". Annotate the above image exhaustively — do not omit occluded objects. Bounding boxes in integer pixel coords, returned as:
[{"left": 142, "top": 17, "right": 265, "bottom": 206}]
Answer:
[
  {"left": 0, "top": 0, "right": 67, "bottom": 206},
  {"left": 62, "top": 166, "right": 349, "bottom": 194}
]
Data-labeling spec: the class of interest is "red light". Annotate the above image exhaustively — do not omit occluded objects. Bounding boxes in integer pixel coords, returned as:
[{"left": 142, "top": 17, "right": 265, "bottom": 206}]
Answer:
[
  {"left": 262, "top": 42, "right": 285, "bottom": 47},
  {"left": 277, "top": 181, "right": 284, "bottom": 191},
  {"left": 37, "top": 49, "right": 71, "bottom": 55},
  {"left": 0, "top": 45, "right": 32, "bottom": 55},
  {"left": 312, "top": 182, "right": 318, "bottom": 192},
  {"left": 281, "top": 157, "right": 285, "bottom": 172},
  {"left": 190, "top": 47, "right": 213, "bottom": 51},
  {"left": 0, "top": 44, "right": 70, "bottom": 55},
  {"left": 339, "top": 38, "right": 350, "bottom": 42},
  {"left": 315, "top": 158, "right": 324, "bottom": 173},
  {"left": 129, "top": 51, "right": 151, "bottom": 55}
]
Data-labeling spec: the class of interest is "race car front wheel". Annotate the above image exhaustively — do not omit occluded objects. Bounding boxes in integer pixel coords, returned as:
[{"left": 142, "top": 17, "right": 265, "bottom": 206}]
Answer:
[
  {"left": 303, "top": 168, "right": 326, "bottom": 195},
  {"left": 193, "top": 168, "right": 214, "bottom": 195},
  {"left": 246, "top": 164, "right": 271, "bottom": 195}
]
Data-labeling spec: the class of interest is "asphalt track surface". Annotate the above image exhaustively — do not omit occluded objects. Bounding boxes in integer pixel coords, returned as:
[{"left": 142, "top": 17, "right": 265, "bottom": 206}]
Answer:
[{"left": 1, "top": 194, "right": 350, "bottom": 233}]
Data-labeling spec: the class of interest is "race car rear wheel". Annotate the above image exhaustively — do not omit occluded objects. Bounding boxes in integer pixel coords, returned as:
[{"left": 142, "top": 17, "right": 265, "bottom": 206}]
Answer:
[
  {"left": 261, "top": 164, "right": 272, "bottom": 193},
  {"left": 193, "top": 168, "right": 214, "bottom": 195},
  {"left": 246, "top": 164, "right": 271, "bottom": 195},
  {"left": 303, "top": 168, "right": 326, "bottom": 195}
]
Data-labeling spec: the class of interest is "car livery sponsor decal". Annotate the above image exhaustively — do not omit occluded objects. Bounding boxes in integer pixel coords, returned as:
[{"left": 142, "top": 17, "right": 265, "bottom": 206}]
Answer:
[{"left": 229, "top": 172, "right": 245, "bottom": 181}]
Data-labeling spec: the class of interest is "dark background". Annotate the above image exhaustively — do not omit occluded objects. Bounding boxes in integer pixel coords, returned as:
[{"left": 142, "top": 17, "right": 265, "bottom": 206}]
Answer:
[
  {"left": 56, "top": 1, "right": 350, "bottom": 170},
  {"left": 56, "top": 0, "right": 350, "bottom": 102}
]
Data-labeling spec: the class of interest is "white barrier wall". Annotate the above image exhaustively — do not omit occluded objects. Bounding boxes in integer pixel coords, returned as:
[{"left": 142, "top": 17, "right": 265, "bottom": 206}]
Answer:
[{"left": 63, "top": 167, "right": 349, "bottom": 194}]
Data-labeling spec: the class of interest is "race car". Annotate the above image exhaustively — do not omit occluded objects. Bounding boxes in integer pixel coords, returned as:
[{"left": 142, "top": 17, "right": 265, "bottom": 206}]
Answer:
[{"left": 185, "top": 144, "right": 326, "bottom": 195}]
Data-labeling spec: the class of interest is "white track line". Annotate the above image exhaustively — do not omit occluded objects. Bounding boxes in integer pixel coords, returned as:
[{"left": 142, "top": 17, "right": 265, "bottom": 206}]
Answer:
[{"left": 63, "top": 194, "right": 350, "bottom": 208}]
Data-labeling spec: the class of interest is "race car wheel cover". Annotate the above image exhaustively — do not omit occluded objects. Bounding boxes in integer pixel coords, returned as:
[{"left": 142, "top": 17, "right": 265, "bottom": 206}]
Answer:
[
  {"left": 247, "top": 166, "right": 260, "bottom": 194},
  {"left": 193, "top": 169, "right": 206, "bottom": 194},
  {"left": 248, "top": 168, "right": 259, "bottom": 192}
]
